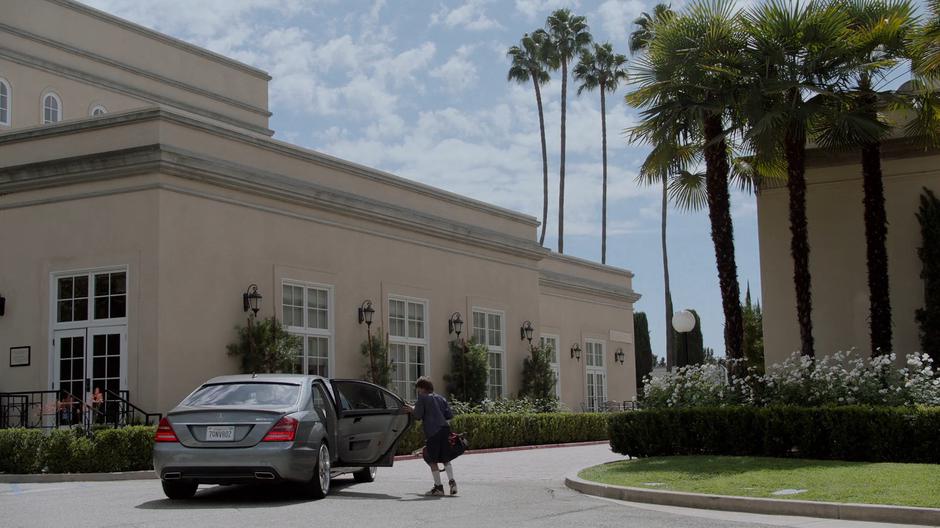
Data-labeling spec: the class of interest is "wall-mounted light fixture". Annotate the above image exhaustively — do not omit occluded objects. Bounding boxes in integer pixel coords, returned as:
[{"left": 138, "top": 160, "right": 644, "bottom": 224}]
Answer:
[
  {"left": 614, "top": 348, "right": 625, "bottom": 365},
  {"left": 570, "top": 343, "right": 582, "bottom": 361},
  {"left": 242, "top": 284, "right": 262, "bottom": 316},
  {"left": 0, "top": 294, "right": 5, "bottom": 317},
  {"left": 448, "top": 312, "right": 464, "bottom": 338},
  {"left": 358, "top": 300, "right": 375, "bottom": 327},
  {"left": 520, "top": 321, "right": 534, "bottom": 343}
]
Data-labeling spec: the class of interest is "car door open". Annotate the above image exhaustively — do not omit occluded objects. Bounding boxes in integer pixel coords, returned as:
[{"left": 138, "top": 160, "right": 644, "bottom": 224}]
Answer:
[{"left": 330, "top": 380, "right": 412, "bottom": 467}]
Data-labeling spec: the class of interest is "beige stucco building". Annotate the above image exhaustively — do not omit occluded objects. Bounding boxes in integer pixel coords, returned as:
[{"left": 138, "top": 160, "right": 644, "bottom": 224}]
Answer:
[
  {"left": 758, "top": 138, "right": 939, "bottom": 366},
  {"left": 0, "top": 0, "right": 639, "bottom": 419}
]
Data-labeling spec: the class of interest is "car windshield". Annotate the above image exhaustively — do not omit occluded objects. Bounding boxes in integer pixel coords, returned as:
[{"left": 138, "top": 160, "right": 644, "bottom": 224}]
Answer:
[{"left": 182, "top": 383, "right": 300, "bottom": 407}]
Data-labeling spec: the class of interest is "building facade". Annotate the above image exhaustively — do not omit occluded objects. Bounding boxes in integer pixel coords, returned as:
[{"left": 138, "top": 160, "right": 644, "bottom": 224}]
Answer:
[
  {"left": 758, "top": 138, "right": 939, "bottom": 366},
  {"left": 0, "top": 0, "right": 640, "bottom": 417}
]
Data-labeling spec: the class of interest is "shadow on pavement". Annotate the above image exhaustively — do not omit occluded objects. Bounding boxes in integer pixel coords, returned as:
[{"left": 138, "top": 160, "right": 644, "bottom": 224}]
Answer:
[{"left": 136, "top": 478, "right": 397, "bottom": 509}]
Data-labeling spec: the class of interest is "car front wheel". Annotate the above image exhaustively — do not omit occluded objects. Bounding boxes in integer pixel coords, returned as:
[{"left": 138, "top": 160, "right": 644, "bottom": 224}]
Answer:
[
  {"left": 302, "top": 442, "right": 331, "bottom": 500},
  {"left": 162, "top": 479, "right": 198, "bottom": 500},
  {"left": 353, "top": 466, "right": 376, "bottom": 483}
]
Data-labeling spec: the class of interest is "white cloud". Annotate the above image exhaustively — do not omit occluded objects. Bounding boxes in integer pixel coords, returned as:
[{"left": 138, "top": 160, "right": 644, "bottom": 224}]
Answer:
[
  {"left": 513, "top": 0, "right": 581, "bottom": 21},
  {"left": 430, "top": 0, "right": 503, "bottom": 31},
  {"left": 430, "top": 45, "right": 479, "bottom": 93},
  {"left": 594, "top": 0, "right": 646, "bottom": 43}
]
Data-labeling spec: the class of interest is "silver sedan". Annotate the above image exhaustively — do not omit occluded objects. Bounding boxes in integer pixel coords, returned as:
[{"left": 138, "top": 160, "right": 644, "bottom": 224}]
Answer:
[{"left": 153, "top": 374, "right": 412, "bottom": 500}]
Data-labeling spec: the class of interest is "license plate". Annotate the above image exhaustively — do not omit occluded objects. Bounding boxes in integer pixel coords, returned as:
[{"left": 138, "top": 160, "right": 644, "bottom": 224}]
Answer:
[{"left": 205, "top": 426, "right": 235, "bottom": 441}]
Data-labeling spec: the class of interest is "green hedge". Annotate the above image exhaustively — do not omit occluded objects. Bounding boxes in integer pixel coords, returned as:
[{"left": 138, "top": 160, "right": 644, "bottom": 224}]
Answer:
[
  {"left": 397, "top": 412, "right": 610, "bottom": 455},
  {"left": 0, "top": 426, "right": 156, "bottom": 474},
  {"left": 609, "top": 406, "right": 940, "bottom": 463}
]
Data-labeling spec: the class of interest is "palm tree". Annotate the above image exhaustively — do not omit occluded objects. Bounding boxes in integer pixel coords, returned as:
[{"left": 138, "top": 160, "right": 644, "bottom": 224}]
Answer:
[
  {"left": 814, "top": 0, "right": 920, "bottom": 357},
  {"left": 742, "top": 0, "right": 859, "bottom": 358},
  {"left": 914, "top": 0, "right": 940, "bottom": 76},
  {"left": 574, "top": 42, "right": 628, "bottom": 264},
  {"left": 545, "top": 9, "right": 592, "bottom": 254},
  {"left": 629, "top": 2, "right": 677, "bottom": 370},
  {"left": 508, "top": 31, "right": 553, "bottom": 247},
  {"left": 627, "top": 0, "right": 747, "bottom": 361}
]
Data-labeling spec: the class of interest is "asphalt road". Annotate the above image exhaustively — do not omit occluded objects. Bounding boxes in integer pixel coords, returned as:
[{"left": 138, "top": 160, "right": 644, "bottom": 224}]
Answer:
[{"left": 0, "top": 444, "right": 922, "bottom": 528}]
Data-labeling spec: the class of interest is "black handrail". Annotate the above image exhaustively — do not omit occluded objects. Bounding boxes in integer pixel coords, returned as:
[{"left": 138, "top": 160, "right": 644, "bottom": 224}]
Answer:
[
  {"left": 106, "top": 389, "right": 162, "bottom": 426},
  {"left": 0, "top": 389, "right": 160, "bottom": 429}
]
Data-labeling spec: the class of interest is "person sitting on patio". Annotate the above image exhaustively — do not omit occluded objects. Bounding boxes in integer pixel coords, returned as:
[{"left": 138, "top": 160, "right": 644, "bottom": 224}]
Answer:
[{"left": 58, "top": 394, "right": 77, "bottom": 426}]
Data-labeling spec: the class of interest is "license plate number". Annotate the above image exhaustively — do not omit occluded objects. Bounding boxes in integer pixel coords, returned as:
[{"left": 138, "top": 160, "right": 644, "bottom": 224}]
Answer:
[{"left": 206, "top": 426, "right": 235, "bottom": 441}]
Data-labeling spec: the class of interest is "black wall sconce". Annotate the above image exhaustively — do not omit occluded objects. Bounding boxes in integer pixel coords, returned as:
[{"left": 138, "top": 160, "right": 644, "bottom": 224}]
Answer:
[
  {"left": 570, "top": 343, "right": 582, "bottom": 361},
  {"left": 520, "top": 321, "right": 534, "bottom": 343},
  {"left": 448, "top": 312, "right": 464, "bottom": 338},
  {"left": 614, "top": 348, "right": 625, "bottom": 365},
  {"left": 242, "top": 284, "right": 262, "bottom": 316},
  {"left": 358, "top": 300, "right": 375, "bottom": 327},
  {"left": 0, "top": 294, "right": 5, "bottom": 317}
]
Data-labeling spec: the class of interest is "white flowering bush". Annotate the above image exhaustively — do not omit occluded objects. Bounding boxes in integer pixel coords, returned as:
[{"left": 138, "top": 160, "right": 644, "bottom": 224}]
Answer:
[{"left": 641, "top": 350, "right": 940, "bottom": 408}]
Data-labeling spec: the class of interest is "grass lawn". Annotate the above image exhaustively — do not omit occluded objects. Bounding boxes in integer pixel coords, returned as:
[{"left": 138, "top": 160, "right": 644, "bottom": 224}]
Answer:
[{"left": 579, "top": 456, "right": 940, "bottom": 508}]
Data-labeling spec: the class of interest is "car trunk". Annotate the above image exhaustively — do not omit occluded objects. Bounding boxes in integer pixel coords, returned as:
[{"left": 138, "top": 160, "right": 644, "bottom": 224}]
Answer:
[{"left": 167, "top": 407, "right": 288, "bottom": 448}]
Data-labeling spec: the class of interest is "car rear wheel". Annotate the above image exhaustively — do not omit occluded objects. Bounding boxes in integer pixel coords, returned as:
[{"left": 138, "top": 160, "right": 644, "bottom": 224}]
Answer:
[
  {"left": 162, "top": 479, "right": 198, "bottom": 500},
  {"left": 353, "top": 466, "right": 377, "bottom": 483},
  {"left": 302, "top": 442, "right": 331, "bottom": 500}
]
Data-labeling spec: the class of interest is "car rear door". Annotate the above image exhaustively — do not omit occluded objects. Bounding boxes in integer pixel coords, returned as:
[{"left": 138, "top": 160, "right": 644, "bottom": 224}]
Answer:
[{"left": 330, "top": 380, "right": 411, "bottom": 467}]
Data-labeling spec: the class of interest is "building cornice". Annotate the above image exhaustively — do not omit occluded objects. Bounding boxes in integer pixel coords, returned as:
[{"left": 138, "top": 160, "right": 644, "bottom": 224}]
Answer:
[
  {"left": 0, "top": 23, "right": 271, "bottom": 118},
  {"left": 544, "top": 253, "right": 636, "bottom": 278},
  {"left": 0, "top": 107, "right": 539, "bottom": 227},
  {"left": 47, "top": 0, "right": 271, "bottom": 81},
  {"left": 538, "top": 270, "right": 641, "bottom": 304},
  {"left": 0, "top": 144, "right": 550, "bottom": 262},
  {"left": 0, "top": 48, "right": 274, "bottom": 136}
]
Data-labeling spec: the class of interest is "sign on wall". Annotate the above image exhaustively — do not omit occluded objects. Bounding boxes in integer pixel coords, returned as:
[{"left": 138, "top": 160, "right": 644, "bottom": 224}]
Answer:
[{"left": 9, "top": 346, "right": 30, "bottom": 367}]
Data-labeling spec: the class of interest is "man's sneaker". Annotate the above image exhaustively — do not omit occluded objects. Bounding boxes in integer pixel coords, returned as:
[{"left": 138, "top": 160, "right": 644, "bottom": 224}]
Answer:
[
  {"left": 449, "top": 479, "right": 458, "bottom": 496},
  {"left": 426, "top": 485, "right": 445, "bottom": 496}
]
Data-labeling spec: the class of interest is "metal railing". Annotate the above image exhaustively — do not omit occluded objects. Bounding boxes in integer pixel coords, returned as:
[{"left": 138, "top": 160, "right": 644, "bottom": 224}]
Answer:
[{"left": 0, "top": 389, "right": 160, "bottom": 430}]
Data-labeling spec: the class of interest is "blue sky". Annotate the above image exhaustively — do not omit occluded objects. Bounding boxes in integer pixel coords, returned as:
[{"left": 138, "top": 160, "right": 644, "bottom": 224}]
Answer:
[{"left": 84, "top": 0, "right": 769, "bottom": 359}]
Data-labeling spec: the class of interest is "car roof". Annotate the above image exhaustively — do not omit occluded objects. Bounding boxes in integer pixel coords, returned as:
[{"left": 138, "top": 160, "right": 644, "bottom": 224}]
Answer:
[{"left": 202, "top": 374, "right": 326, "bottom": 386}]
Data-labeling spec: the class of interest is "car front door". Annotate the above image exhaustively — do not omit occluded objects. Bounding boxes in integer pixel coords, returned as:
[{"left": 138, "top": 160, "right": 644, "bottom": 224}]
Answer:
[{"left": 330, "top": 380, "right": 411, "bottom": 467}]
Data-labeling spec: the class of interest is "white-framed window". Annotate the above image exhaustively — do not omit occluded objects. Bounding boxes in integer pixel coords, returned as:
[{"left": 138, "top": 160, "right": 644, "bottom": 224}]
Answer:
[
  {"left": 0, "top": 78, "right": 11, "bottom": 126},
  {"left": 90, "top": 104, "right": 107, "bottom": 117},
  {"left": 540, "top": 334, "right": 561, "bottom": 399},
  {"left": 472, "top": 308, "right": 504, "bottom": 400},
  {"left": 54, "top": 269, "right": 127, "bottom": 327},
  {"left": 282, "top": 281, "right": 333, "bottom": 377},
  {"left": 42, "top": 92, "right": 62, "bottom": 124},
  {"left": 585, "top": 339, "right": 607, "bottom": 412},
  {"left": 388, "top": 296, "right": 428, "bottom": 400}
]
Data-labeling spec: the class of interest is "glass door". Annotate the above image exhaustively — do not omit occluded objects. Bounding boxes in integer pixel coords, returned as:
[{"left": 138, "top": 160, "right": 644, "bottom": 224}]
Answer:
[
  {"left": 87, "top": 326, "right": 126, "bottom": 425},
  {"left": 53, "top": 329, "right": 86, "bottom": 426}
]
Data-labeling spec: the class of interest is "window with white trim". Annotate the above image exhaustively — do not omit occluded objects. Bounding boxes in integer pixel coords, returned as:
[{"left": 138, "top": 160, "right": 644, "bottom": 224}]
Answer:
[
  {"left": 585, "top": 340, "right": 607, "bottom": 412},
  {"left": 388, "top": 296, "right": 427, "bottom": 400},
  {"left": 56, "top": 271, "right": 127, "bottom": 324},
  {"left": 282, "top": 282, "right": 332, "bottom": 377},
  {"left": 0, "top": 78, "right": 10, "bottom": 126},
  {"left": 42, "top": 92, "right": 61, "bottom": 124},
  {"left": 472, "top": 308, "right": 504, "bottom": 400},
  {"left": 90, "top": 105, "right": 107, "bottom": 117},
  {"left": 540, "top": 334, "right": 561, "bottom": 398}
]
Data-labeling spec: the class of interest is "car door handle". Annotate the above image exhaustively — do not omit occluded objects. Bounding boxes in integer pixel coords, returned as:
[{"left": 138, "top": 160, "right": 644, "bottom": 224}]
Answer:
[{"left": 353, "top": 417, "right": 362, "bottom": 423}]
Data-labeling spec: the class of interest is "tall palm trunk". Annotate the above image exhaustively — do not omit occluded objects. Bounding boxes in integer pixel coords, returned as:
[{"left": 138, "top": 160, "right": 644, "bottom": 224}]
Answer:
[
  {"left": 784, "top": 121, "right": 815, "bottom": 358},
  {"left": 662, "top": 178, "right": 675, "bottom": 371},
  {"left": 558, "top": 58, "right": 568, "bottom": 254},
  {"left": 702, "top": 114, "right": 744, "bottom": 361},
  {"left": 859, "top": 83, "right": 892, "bottom": 357},
  {"left": 533, "top": 78, "right": 550, "bottom": 247},
  {"left": 600, "top": 83, "right": 608, "bottom": 264}
]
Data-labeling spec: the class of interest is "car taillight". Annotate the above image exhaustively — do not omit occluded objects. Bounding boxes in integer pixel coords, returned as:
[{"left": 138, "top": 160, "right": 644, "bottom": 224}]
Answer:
[
  {"left": 155, "top": 417, "right": 179, "bottom": 443},
  {"left": 263, "top": 416, "right": 298, "bottom": 442}
]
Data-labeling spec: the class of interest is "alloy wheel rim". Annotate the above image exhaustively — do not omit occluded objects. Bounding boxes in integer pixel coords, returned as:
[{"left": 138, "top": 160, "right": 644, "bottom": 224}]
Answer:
[
  {"left": 319, "top": 445, "right": 330, "bottom": 493},
  {"left": 369, "top": 466, "right": 376, "bottom": 479}
]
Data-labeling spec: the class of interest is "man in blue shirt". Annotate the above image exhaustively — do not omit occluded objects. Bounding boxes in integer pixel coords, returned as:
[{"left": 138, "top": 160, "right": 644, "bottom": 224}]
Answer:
[{"left": 404, "top": 376, "right": 457, "bottom": 496}]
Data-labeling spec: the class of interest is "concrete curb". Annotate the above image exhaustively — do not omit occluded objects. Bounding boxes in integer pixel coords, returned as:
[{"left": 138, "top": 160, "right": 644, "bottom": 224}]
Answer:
[
  {"left": 0, "top": 440, "right": 609, "bottom": 484},
  {"left": 565, "top": 471, "right": 940, "bottom": 527}
]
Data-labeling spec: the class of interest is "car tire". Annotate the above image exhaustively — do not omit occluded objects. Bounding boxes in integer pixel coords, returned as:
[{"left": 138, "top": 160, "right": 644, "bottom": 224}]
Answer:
[
  {"left": 303, "top": 442, "right": 331, "bottom": 500},
  {"left": 353, "top": 466, "right": 377, "bottom": 483},
  {"left": 162, "top": 479, "right": 198, "bottom": 500}
]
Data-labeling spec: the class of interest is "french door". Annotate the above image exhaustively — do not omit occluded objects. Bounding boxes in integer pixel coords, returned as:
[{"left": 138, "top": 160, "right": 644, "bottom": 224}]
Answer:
[{"left": 53, "top": 326, "right": 126, "bottom": 424}]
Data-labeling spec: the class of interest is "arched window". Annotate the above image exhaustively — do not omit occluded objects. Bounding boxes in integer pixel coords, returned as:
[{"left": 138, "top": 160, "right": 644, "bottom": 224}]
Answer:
[
  {"left": 90, "top": 104, "right": 107, "bottom": 117},
  {"left": 42, "top": 92, "right": 61, "bottom": 124},
  {"left": 0, "top": 78, "right": 10, "bottom": 126}
]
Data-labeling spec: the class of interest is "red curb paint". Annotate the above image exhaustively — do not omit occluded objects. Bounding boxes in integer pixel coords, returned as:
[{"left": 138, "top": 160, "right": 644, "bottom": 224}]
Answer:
[{"left": 393, "top": 440, "right": 608, "bottom": 461}]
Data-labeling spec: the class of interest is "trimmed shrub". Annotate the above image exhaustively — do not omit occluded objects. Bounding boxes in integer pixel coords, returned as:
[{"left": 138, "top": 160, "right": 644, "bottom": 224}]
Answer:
[
  {"left": 445, "top": 339, "right": 489, "bottom": 404},
  {"left": 0, "top": 429, "right": 46, "bottom": 473},
  {"left": 609, "top": 406, "right": 940, "bottom": 463},
  {"left": 90, "top": 426, "right": 155, "bottom": 472},
  {"left": 397, "top": 412, "right": 609, "bottom": 455},
  {"left": 43, "top": 429, "right": 94, "bottom": 473}
]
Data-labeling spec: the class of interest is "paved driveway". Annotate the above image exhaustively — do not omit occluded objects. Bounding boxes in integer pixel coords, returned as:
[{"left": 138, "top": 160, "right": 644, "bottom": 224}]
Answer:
[{"left": 0, "top": 444, "right": 922, "bottom": 528}]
